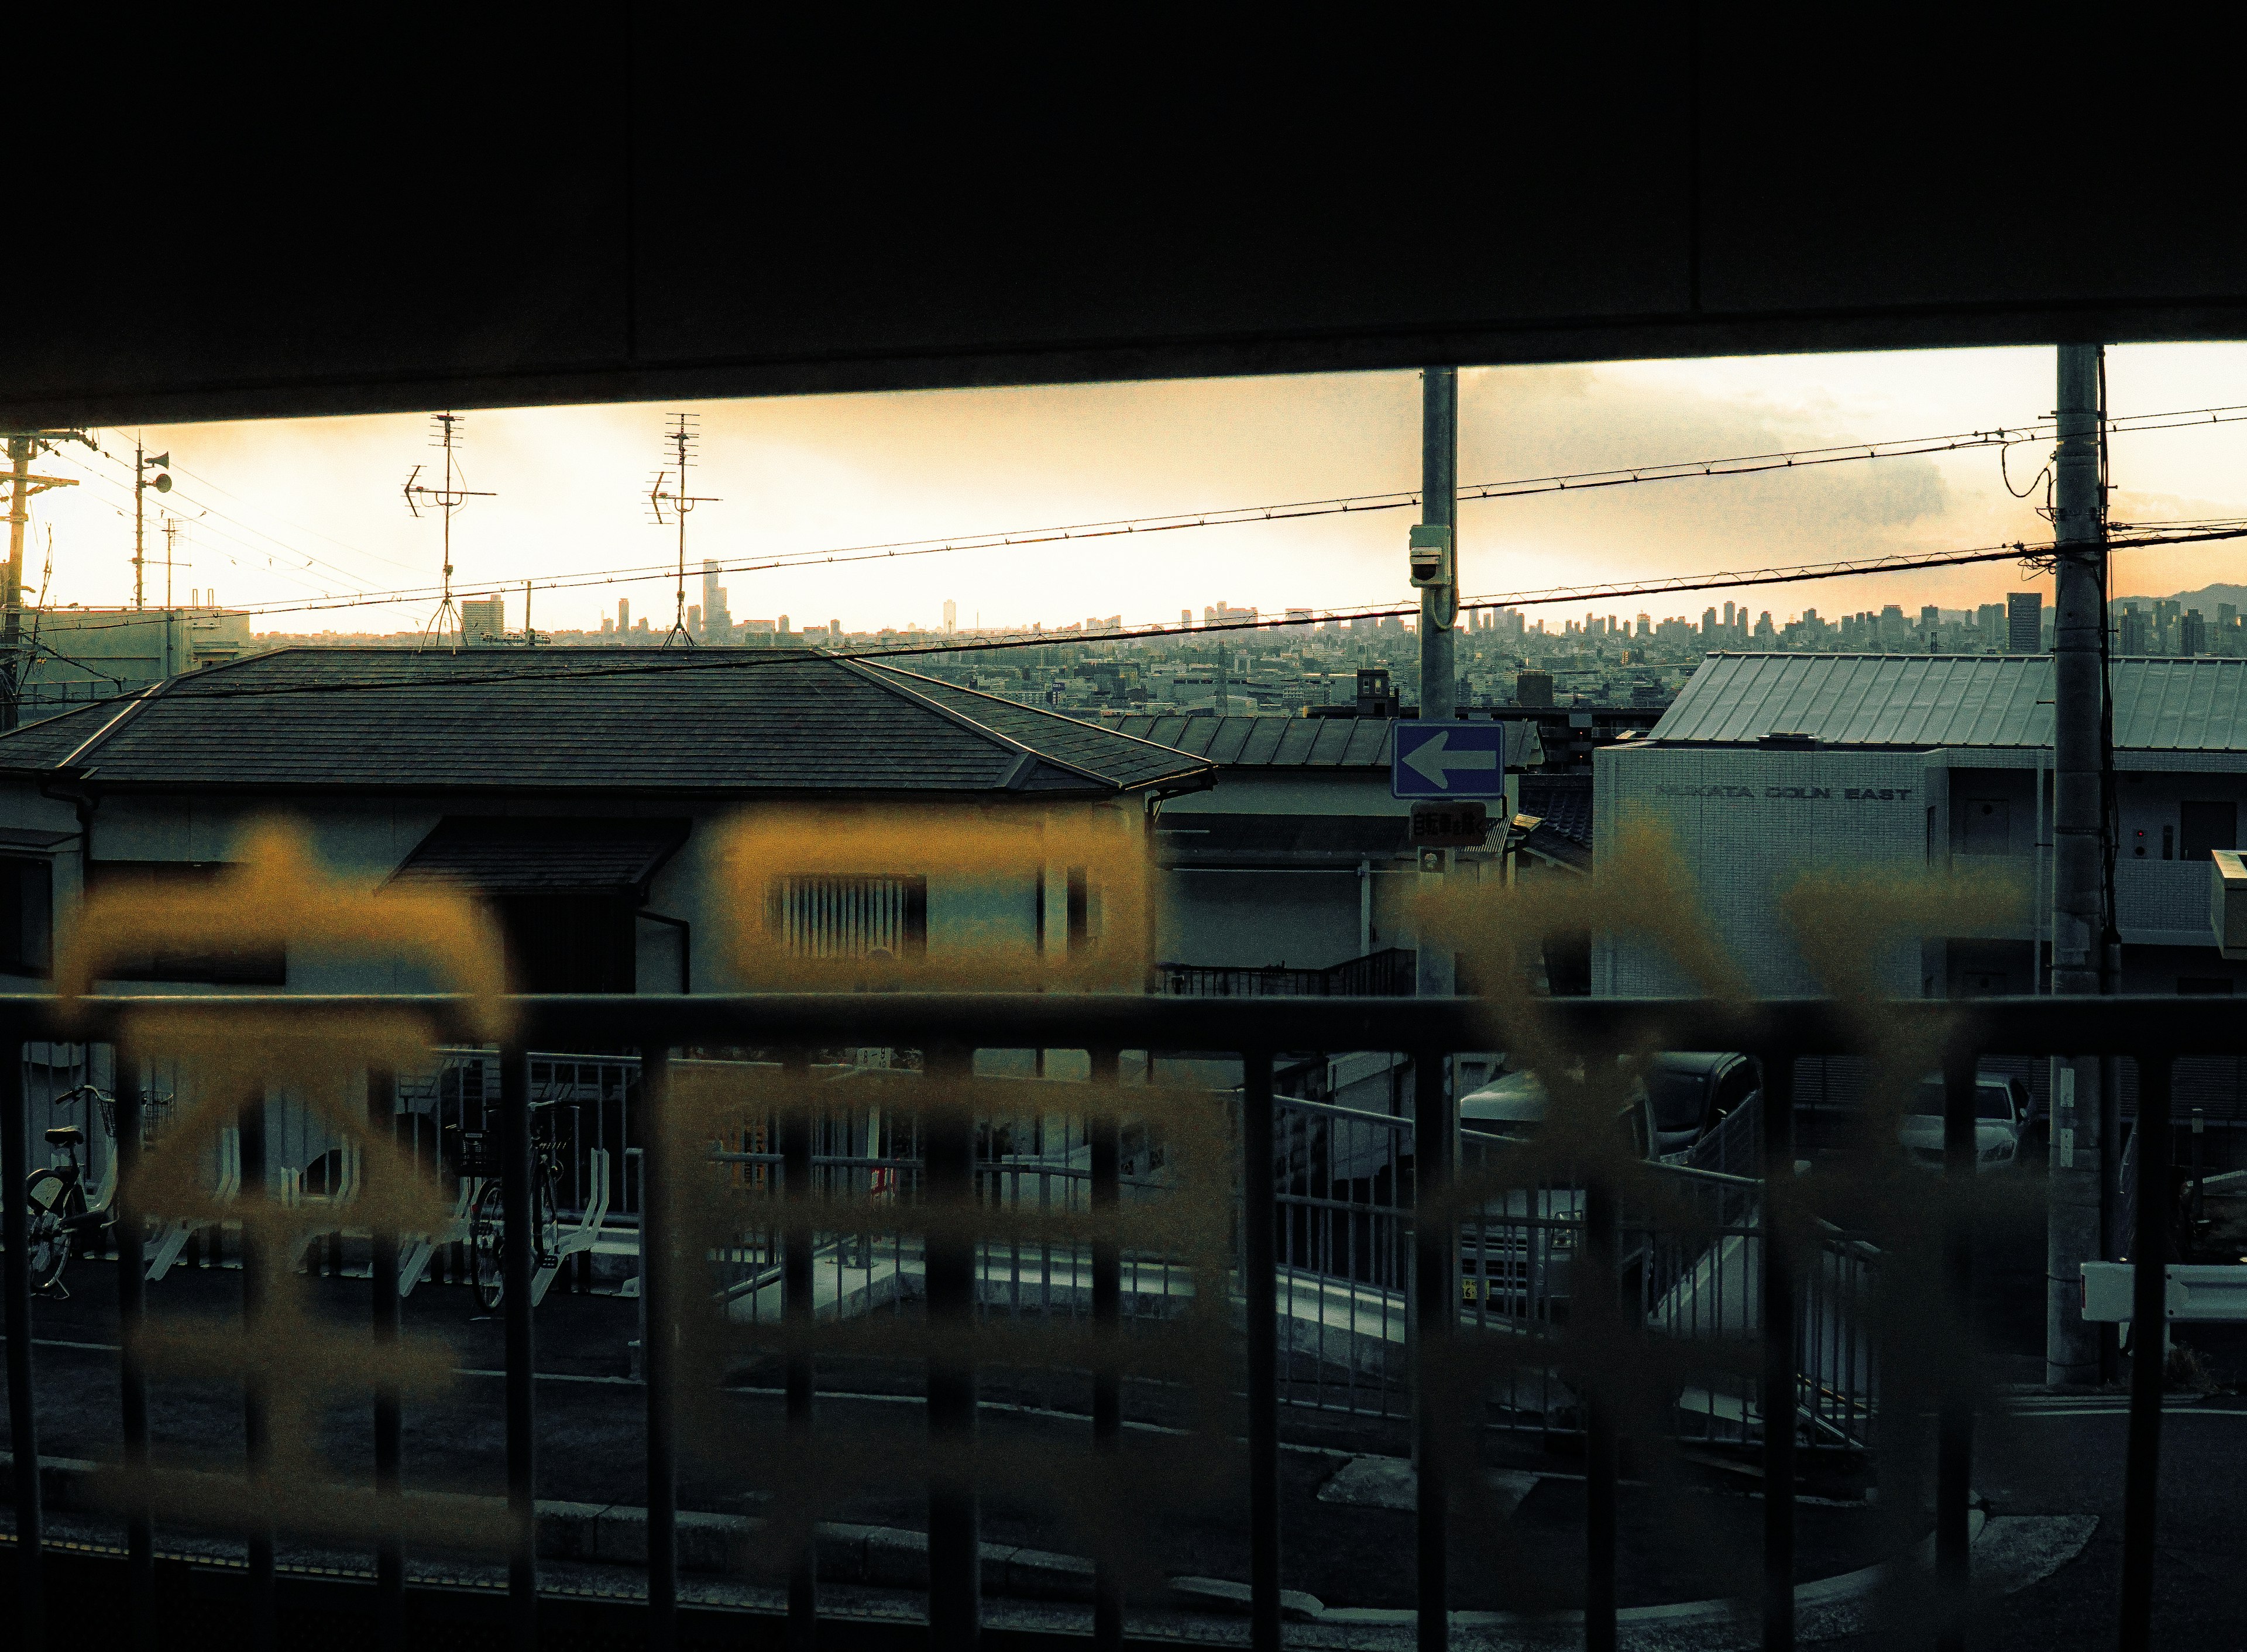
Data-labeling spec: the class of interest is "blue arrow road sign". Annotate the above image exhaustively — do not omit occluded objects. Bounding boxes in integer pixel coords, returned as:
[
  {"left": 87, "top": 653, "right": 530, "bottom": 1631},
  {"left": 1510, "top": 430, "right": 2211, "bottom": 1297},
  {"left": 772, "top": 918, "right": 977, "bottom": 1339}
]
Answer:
[{"left": 1392, "top": 721, "right": 1509, "bottom": 798}]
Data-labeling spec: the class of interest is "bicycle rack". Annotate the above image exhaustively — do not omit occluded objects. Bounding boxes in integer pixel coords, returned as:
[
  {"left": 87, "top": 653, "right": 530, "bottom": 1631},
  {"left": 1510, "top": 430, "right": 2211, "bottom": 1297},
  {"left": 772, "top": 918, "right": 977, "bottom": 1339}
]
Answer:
[
  {"left": 144, "top": 1126, "right": 240, "bottom": 1283},
  {"left": 281, "top": 1139, "right": 363, "bottom": 1269},
  {"left": 398, "top": 1177, "right": 479, "bottom": 1298},
  {"left": 531, "top": 1146, "right": 610, "bottom": 1307}
]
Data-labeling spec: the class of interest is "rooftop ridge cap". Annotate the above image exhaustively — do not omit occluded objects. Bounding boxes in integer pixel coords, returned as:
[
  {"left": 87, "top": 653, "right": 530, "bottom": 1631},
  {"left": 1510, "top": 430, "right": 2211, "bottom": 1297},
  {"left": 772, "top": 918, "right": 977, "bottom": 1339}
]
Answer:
[
  {"left": 828, "top": 654, "right": 1131, "bottom": 793},
  {"left": 54, "top": 673, "right": 183, "bottom": 771},
  {"left": 864, "top": 658, "right": 1221, "bottom": 770},
  {"left": 852, "top": 660, "right": 1210, "bottom": 791}
]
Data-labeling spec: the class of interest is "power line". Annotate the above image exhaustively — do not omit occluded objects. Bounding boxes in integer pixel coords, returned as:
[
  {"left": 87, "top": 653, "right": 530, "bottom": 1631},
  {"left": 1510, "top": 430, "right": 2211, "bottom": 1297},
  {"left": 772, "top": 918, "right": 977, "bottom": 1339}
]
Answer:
[
  {"left": 96, "top": 395, "right": 2247, "bottom": 627},
  {"left": 26, "top": 523, "right": 2246, "bottom": 709},
  {"left": 27, "top": 396, "right": 2247, "bottom": 631},
  {"left": 64, "top": 441, "right": 392, "bottom": 599}
]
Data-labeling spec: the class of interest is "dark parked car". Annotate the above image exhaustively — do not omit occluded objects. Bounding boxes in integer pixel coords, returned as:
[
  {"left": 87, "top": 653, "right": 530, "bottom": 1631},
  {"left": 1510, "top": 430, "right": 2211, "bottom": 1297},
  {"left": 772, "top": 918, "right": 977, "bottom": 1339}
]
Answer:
[{"left": 1641, "top": 1052, "right": 1761, "bottom": 1163}]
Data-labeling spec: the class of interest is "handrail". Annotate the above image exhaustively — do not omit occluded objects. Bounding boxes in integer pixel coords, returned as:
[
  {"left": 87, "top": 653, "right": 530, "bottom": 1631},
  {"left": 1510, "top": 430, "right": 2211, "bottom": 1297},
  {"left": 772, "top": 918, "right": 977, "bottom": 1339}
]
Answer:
[{"left": 9, "top": 990, "right": 2243, "bottom": 1055}]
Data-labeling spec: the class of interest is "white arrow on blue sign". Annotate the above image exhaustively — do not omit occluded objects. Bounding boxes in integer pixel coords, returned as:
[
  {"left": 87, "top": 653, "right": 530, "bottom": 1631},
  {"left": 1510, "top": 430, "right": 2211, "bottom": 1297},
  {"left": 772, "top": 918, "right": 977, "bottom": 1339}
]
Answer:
[{"left": 1392, "top": 721, "right": 1510, "bottom": 798}]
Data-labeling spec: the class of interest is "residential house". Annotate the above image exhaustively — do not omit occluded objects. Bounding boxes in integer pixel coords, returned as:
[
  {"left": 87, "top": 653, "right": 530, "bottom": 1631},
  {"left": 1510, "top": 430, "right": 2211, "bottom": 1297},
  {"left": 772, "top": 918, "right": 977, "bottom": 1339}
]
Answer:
[{"left": 0, "top": 648, "right": 1214, "bottom": 996}]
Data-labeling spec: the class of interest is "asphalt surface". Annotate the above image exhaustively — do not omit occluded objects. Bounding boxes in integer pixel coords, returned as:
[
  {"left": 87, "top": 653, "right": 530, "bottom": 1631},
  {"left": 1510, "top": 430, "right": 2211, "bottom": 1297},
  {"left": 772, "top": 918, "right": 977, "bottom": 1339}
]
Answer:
[{"left": 4, "top": 1191, "right": 2245, "bottom": 1641}]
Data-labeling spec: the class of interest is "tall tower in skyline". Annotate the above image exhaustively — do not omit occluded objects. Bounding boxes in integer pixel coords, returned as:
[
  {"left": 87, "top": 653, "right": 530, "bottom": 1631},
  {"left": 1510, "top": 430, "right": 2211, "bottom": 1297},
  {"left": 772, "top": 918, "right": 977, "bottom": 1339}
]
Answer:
[
  {"left": 701, "top": 558, "right": 731, "bottom": 642},
  {"left": 943, "top": 598, "right": 957, "bottom": 634}
]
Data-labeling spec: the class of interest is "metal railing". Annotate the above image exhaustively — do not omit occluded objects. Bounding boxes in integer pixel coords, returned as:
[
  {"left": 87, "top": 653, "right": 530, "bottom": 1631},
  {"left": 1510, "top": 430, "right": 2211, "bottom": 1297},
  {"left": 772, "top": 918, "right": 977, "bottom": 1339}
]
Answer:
[
  {"left": 1156, "top": 946, "right": 1415, "bottom": 998},
  {"left": 0, "top": 991, "right": 2216, "bottom": 1652}
]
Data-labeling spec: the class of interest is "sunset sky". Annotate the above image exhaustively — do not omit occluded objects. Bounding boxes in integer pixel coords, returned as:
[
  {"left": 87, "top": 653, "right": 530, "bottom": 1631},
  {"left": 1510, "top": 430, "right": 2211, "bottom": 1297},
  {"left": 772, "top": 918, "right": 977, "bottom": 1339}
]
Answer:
[{"left": 19, "top": 343, "right": 2247, "bottom": 638}]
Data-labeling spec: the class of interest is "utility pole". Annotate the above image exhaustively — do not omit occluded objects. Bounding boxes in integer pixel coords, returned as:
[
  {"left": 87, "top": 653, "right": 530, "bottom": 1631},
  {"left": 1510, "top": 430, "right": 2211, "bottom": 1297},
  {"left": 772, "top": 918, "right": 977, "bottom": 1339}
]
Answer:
[
  {"left": 1415, "top": 367, "right": 1459, "bottom": 998},
  {"left": 162, "top": 517, "right": 181, "bottom": 678},
  {"left": 3, "top": 428, "right": 93, "bottom": 730},
  {"left": 132, "top": 441, "right": 173, "bottom": 610},
  {"left": 2047, "top": 342, "right": 2107, "bottom": 1387}
]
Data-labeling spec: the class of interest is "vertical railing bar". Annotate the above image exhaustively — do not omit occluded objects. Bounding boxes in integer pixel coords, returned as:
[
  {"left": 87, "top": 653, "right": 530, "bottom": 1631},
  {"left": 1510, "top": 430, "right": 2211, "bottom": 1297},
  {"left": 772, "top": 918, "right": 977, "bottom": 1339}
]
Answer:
[
  {"left": 4, "top": 1031, "right": 46, "bottom": 1652},
  {"left": 1089, "top": 1047, "right": 1124, "bottom": 1652},
  {"left": 501, "top": 1045, "right": 538, "bottom": 1652},
  {"left": 368, "top": 1066, "right": 405, "bottom": 1652},
  {"left": 925, "top": 1042, "right": 981, "bottom": 1651},
  {"left": 116, "top": 1062, "right": 153, "bottom": 1652},
  {"left": 641, "top": 1049, "right": 677, "bottom": 1652},
  {"left": 1582, "top": 1143, "right": 1619, "bottom": 1652},
  {"left": 1760, "top": 1053, "right": 1797, "bottom": 1652},
  {"left": 235, "top": 1084, "right": 275, "bottom": 1652},
  {"left": 1936, "top": 1046, "right": 1978, "bottom": 1652},
  {"left": 1411, "top": 1048, "right": 1454, "bottom": 1652},
  {"left": 1241, "top": 1048, "right": 1280, "bottom": 1652},
  {"left": 2119, "top": 1053, "right": 2174, "bottom": 1652},
  {"left": 781, "top": 1047, "right": 817, "bottom": 1652}
]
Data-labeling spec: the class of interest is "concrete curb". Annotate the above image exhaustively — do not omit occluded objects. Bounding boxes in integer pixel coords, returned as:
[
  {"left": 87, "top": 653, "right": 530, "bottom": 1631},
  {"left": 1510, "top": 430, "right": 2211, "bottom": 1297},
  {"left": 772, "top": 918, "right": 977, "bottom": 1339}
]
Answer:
[
  {"left": 3, "top": 1451, "right": 2096, "bottom": 1641},
  {"left": 1, "top": 1451, "right": 1094, "bottom": 1601}
]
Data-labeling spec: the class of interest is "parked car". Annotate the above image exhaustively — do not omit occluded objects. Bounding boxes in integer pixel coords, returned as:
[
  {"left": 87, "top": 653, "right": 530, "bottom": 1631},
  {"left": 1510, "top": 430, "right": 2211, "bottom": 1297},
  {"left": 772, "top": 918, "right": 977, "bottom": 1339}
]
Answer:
[
  {"left": 1640, "top": 1052, "right": 1761, "bottom": 1163},
  {"left": 1455, "top": 1068, "right": 1654, "bottom": 1313},
  {"left": 1897, "top": 1071, "right": 2030, "bottom": 1171}
]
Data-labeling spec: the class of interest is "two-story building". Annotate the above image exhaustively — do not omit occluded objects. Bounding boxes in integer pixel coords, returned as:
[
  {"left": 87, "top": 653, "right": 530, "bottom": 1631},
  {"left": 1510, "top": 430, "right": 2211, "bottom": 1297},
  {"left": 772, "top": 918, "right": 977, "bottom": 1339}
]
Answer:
[
  {"left": 1592, "top": 652, "right": 2247, "bottom": 997},
  {"left": 1106, "top": 712, "right": 1540, "bottom": 980}
]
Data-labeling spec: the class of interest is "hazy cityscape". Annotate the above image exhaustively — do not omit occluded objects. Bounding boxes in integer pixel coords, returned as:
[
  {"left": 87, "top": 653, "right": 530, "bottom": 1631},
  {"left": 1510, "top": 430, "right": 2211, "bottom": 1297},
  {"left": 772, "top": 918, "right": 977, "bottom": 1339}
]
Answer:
[{"left": 78, "top": 579, "right": 2245, "bottom": 730}]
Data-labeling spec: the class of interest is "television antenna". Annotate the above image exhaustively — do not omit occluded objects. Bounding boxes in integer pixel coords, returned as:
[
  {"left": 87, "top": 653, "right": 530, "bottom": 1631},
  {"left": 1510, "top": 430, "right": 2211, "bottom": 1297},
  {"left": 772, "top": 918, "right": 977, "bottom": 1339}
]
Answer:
[
  {"left": 648, "top": 413, "right": 717, "bottom": 648},
  {"left": 403, "top": 411, "right": 494, "bottom": 651}
]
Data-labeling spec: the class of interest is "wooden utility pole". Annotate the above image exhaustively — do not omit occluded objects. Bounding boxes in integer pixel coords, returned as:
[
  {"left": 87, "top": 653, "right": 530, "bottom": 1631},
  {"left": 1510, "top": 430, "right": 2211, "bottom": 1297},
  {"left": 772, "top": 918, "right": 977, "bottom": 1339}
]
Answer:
[
  {"left": 1414, "top": 368, "right": 1459, "bottom": 998},
  {"left": 2, "top": 429, "right": 92, "bottom": 730},
  {"left": 2047, "top": 342, "right": 2108, "bottom": 1386}
]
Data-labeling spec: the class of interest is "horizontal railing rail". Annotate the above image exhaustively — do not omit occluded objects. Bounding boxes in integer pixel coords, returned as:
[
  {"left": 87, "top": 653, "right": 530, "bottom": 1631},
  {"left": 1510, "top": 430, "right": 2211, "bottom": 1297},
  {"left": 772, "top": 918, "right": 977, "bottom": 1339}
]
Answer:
[{"left": 0, "top": 990, "right": 2208, "bottom": 1652}]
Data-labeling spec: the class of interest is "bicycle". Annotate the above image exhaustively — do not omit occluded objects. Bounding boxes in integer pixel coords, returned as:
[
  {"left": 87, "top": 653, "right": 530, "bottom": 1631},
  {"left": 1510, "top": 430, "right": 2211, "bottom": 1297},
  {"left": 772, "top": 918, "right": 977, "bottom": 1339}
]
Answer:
[
  {"left": 23, "top": 1083, "right": 123, "bottom": 1300},
  {"left": 455, "top": 1104, "right": 566, "bottom": 1311}
]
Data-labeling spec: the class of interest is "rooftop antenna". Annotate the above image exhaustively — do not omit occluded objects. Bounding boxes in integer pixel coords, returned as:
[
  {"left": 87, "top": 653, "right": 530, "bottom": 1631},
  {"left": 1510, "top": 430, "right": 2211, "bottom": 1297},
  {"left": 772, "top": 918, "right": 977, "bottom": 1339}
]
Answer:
[
  {"left": 403, "top": 411, "right": 494, "bottom": 652},
  {"left": 648, "top": 412, "right": 717, "bottom": 648}
]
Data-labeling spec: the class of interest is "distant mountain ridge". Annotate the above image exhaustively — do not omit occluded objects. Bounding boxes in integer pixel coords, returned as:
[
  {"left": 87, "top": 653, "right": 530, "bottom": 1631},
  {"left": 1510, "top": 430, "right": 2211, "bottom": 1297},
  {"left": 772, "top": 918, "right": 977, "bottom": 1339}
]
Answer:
[{"left": 2112, "top": 583, "right": 2247, "bottom": 612}]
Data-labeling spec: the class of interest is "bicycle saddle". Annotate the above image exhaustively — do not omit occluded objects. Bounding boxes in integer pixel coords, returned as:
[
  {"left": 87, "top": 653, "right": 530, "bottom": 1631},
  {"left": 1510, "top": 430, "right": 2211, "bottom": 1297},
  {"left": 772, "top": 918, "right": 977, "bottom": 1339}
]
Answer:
[{"left": 44, "top": 1126, "right": 83, "bottom": 1146}]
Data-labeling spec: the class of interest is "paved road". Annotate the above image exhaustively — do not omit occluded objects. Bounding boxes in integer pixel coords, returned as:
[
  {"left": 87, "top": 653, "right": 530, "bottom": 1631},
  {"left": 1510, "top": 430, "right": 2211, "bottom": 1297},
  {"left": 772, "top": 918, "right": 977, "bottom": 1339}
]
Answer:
[{"left": 6, "top": 1238, "right": 2245, "bottom": 1638}]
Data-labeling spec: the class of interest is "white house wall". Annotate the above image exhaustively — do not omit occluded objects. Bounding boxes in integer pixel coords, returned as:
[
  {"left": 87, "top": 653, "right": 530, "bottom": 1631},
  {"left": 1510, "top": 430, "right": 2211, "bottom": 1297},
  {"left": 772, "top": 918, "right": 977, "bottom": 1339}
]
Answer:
[
  {"left": 0, "top": 786, "right": 1128, "bottom": 996},
  {"left": 1150, "top": 768, "right": 1464, "bottom": 972},
  {"left": 1595, "top": 746, "right": 1935, "bottom": 997},
  {"left": 1157, "top": 868, "right": 1366, "bottom": 969}
]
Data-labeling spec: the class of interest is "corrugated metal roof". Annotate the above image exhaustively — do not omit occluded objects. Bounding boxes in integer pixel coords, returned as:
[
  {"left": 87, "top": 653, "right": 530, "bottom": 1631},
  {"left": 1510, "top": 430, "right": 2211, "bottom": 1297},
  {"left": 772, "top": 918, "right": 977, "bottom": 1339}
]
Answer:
[
  {"left": 1652, "top": 654, "right": 2247, "bottom": 750},
  {"left": 1105, "top": 714, "right": 1399, "bottom": 767}
]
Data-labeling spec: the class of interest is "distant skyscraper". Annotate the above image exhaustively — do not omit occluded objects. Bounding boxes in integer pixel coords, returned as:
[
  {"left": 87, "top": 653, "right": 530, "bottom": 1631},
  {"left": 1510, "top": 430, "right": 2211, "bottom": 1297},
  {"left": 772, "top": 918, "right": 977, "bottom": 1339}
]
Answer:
[
  {"left": 2119, "top": 603, "right": 2149, "bottom": 654},
  {"left": 943, "top": 599, "right": 957, "bottom": 634},
  {"left": 2006, "top": 592, "right": 2043, "bottom": 654},
  {"left": 618, "top": 597, "right": 631, "bottom": 633},
  {"left": 2182, "top": 610, "right": 2207, "bottom": 656},
  {"left": 700, "top": 559, "right": 732, "bottom": 641},
  {"left": 461, "top": 595, "right": 504, "bottom": 645}
]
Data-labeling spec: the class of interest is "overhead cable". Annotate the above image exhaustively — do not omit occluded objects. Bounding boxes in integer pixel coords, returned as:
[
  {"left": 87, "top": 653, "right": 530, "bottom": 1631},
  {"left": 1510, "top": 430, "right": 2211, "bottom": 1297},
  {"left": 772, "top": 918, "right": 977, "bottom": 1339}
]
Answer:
[{"left": 40, "top": 399, "right": 2247, "bottom": 626}]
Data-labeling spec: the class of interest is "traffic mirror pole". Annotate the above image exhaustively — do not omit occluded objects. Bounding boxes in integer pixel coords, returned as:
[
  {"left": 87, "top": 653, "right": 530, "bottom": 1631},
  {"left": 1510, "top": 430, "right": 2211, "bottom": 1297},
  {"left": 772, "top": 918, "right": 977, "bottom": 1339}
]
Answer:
[{"left": 1417, "top": 367, "right": 1458, "bottom": 998}]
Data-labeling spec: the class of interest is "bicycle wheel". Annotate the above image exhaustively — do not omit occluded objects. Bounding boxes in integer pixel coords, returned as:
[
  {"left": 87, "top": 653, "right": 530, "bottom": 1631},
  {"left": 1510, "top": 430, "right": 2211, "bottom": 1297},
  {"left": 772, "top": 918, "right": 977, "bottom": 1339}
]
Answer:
[
  {"left": 537, "top": 1169, "right": 563, "bottom": 1266},
  {"left": 470, "top": 1180, "right": 507, "bottom": 1311},
  {"left": 25, "top": 1172, "right": 74, "bottom": 1294}
]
